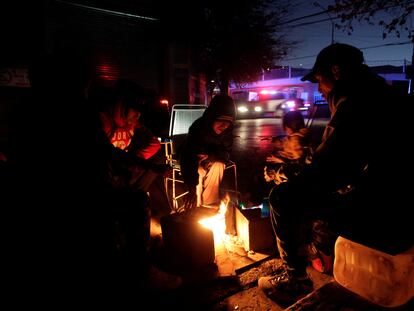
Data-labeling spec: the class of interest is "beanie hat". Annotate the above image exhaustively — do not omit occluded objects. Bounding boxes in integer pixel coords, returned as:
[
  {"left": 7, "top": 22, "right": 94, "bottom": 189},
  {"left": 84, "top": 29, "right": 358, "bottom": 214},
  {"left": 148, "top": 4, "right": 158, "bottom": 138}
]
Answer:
[{"left": 204, "top": 94, "right": 236, "bottom": 123}]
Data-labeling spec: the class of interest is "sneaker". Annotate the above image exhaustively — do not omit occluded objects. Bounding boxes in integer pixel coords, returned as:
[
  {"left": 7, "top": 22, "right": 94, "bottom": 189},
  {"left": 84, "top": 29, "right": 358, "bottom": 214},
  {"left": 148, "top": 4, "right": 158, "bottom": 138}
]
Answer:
[
  {"left": 308, "top": 242, "right": 334, "bottom": 274},
  {"left": 258, "top": 267, "right": 313, "bottom": 303}
]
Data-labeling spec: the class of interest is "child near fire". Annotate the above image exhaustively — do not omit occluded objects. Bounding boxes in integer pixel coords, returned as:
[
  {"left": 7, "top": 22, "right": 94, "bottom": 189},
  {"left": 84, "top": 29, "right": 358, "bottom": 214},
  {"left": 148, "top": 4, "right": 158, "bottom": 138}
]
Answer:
[
  {"left": 264, "top": 110, "right": 312, "bottom": 185},
  {"left": 264, "top": 111, "right": 335, "bottom": 275}
]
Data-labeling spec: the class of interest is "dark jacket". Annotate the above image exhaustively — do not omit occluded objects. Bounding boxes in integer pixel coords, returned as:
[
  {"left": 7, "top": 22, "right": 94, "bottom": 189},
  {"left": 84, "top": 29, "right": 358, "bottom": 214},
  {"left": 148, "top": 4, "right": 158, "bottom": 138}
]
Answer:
[
  {"left": 312, "top": 66, "right": 400, "bottom": 192},
  {"left": 308, "top": 65, "right": 412, "bottom": 253},
  {"left": 99, "top": 100, "right": 161, "bottom": 160},
  {"left": 179, "top": 95, "right": 236, "bottom": 188}
]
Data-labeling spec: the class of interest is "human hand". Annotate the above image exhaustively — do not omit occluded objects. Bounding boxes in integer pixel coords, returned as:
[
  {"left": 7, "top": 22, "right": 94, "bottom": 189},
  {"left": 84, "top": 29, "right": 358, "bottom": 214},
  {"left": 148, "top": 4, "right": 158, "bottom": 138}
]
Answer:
[
  {"left": 197, "top": 154, "right": 208, "bottom": 164},
  {"left": 151, "top": 163, "right": 172, "bottom": 176},
  {"left": 184, "top": 187, "right": 197, "bottom": 211},
  {"left": 266, "top": 155, "right": 283, "bottom": 163},
  {"left": 264, "top": 166, "right": 275, "bottom": 182}
]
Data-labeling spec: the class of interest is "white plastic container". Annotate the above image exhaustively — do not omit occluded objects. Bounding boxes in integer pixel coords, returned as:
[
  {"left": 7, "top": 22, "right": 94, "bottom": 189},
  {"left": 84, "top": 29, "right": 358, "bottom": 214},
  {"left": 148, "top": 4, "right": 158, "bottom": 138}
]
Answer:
[{"left": 333, "top": 236, "right": 414, "bottom": 308}]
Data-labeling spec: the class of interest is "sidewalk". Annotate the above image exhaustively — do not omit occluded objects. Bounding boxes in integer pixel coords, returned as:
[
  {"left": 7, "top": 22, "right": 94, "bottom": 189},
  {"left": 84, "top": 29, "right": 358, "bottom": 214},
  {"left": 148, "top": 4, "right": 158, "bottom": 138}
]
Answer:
[
  {"left": 147, "top": 227, "right": 414, "bottom": 311},
  {"left": 147, "top": 180, "right": 334, "bottom": 310},
  {"left": 148, "top": 178, "right": 414, "bottom": 310},
  {"left": 147, "top": 224, "right": 334, "bottom": 310}
]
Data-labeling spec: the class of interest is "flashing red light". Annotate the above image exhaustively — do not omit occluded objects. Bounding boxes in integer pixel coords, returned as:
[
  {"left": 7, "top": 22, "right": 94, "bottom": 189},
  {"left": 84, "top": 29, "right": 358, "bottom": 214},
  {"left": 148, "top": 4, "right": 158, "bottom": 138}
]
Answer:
[
  {"left": 160, "top": 99, "right": 169, "bottom": 106},
  {"left": 259, "top": 90, "right": 277, "bottom": 95}
]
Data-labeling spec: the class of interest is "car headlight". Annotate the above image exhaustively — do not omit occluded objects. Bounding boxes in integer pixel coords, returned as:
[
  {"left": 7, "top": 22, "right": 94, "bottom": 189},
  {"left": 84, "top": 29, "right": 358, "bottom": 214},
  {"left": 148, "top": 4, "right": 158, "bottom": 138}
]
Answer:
[{"left": 286, "top": 100, "right": 295, "bottom": 108}]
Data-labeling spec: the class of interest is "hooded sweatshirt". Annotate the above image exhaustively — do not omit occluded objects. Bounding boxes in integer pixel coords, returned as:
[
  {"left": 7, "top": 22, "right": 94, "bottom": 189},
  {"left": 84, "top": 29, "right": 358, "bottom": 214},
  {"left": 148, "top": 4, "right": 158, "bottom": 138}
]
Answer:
[
  {"left": 179, "top": 95, "right": 236, "bottom": 188},
  {"left": 100, "top": 100, "right": 160, "bottom": 160}
]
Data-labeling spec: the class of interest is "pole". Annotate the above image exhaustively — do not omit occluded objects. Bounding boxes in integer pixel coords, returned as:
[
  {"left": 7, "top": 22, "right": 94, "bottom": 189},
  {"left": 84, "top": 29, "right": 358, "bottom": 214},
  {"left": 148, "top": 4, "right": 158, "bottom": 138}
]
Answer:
[
  {"left": 411, "top": 40, "right": 413, "bottom": 95},
  {"left": 313, "top": 2, "right": 334, "bottom": 44}
]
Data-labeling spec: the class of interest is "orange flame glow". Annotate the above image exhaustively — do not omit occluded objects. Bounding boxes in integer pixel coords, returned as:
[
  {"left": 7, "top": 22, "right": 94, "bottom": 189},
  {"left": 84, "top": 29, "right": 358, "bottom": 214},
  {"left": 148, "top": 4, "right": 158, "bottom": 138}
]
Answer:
[{"left": 198, "top": 196, "right": 230, "bottom": 248}]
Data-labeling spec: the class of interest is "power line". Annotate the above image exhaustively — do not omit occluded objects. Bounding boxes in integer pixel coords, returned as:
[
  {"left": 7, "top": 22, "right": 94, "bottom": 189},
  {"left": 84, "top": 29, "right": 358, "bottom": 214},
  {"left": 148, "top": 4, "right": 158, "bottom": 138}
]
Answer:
[
  {"left": 54, "top": 0, "right": 158, "bottom": 21},
  {"left": 360, "top": 41, "right": 412, "bottom": 50},
  {"left": 284, "top": 41, "right": 412, "bottom": 61},
  {"left": 281, "top": 0, "right": 414, "bottom": 26},
  {"left": 281, "top": 9, "right": 332, "bottom": 25},
  {"left": 289, "top": 17, "right": 340, "bottom": 28}
]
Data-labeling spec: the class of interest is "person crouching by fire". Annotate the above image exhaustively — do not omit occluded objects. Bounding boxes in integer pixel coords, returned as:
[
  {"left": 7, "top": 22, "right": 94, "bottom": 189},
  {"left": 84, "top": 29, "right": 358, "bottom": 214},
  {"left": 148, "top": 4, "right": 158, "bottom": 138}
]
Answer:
[{"left": 180, "top": 94, "right": 236, "bottom": 210}]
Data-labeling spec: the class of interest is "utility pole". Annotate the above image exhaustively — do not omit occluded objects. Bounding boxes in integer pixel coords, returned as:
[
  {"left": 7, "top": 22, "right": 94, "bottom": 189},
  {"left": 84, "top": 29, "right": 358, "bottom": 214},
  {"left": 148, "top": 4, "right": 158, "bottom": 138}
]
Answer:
[
  {"left": 411, "top": 39, "right": 414, "bottom": 95},
  {"left": 313, "top": 2, "right": 334, "bottom": 44}
]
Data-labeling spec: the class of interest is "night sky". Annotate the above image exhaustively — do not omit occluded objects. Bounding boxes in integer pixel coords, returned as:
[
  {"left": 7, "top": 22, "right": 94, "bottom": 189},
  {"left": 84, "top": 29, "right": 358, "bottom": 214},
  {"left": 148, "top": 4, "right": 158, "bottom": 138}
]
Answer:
[{"left": 280, "top": 0, "right": 413, "bottom": 68}]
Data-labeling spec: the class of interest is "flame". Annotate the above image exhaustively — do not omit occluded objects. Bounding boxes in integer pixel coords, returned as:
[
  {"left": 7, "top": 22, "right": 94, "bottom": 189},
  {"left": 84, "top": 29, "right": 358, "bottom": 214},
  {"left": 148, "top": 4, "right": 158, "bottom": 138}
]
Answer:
[
  {"left": 198, "top": 200, "right": 227, "bottom": 231},
  {"left": 198, "top": 196, "right": 229, "bottom": 246},
  {"left": 198, "top": 196, "right": 248, "bottom": 267}
]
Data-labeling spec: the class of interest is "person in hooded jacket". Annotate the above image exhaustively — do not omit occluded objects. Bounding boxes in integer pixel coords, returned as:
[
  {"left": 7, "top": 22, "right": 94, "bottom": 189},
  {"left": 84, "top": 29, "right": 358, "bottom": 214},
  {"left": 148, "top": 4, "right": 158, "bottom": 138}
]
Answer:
[
  {"left": 180, "top": 94, "right": 236, "bottom": 210},
  {"left": 95, "top": 80, "right": 179, "bottom": 291},
  {"left": 98, "top": 79, "right": 169, "bottom": 192}
]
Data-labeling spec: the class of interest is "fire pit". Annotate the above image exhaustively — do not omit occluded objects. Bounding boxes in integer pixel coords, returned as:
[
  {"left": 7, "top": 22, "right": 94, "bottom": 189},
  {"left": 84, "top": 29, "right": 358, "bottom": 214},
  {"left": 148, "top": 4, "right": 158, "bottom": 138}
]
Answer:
[
  {"left": 161, "top": 199, "right": 275, "bottom": 274},
  {"left": 235, "top": 205, "right": 275, "bottom": 252},
  {"left": 161, "top": 207, "right": 217, "bottom": 271}
]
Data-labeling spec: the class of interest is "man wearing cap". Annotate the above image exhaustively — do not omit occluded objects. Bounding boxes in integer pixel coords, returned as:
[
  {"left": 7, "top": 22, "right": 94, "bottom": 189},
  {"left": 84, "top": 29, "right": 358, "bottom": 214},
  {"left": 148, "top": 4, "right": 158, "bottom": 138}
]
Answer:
[
  {"left": 258, "top": 43, "right": 412, "bottom": 302},
  {"left": 180, "top": 94, "right": 236, "bottom": 210}
]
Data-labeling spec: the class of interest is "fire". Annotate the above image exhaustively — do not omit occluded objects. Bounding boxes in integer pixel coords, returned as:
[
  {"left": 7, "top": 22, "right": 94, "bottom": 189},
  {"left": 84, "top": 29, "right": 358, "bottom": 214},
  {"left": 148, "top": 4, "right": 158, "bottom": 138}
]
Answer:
[
  {"left": 197, "top": 197, "right": 247, "bottom": 275},
  {"left": 198, "top": 198, "right": 229, "bottom": 245},
  {"left": 198, "top": 200, "right": 227, "bottom": 230}
]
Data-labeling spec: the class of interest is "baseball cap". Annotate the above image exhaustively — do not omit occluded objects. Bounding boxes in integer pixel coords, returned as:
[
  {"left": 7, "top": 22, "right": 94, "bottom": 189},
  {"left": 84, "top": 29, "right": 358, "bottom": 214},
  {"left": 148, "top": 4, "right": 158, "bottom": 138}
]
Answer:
[{"left": 301, "top": 43, "right": 364, "bottom": 83}]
